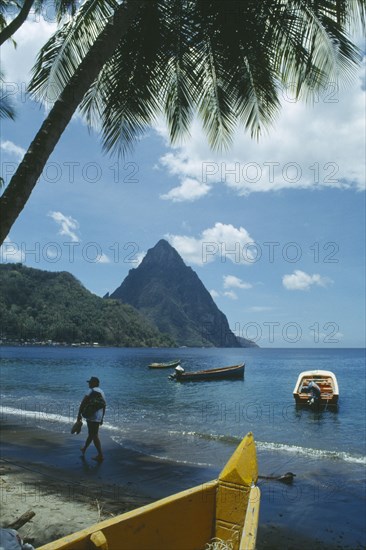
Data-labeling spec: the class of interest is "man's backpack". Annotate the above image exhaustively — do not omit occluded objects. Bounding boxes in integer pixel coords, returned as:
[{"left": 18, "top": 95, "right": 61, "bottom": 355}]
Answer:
[{"left": 81, "top": 390, "right": 106, "bottom": 419}]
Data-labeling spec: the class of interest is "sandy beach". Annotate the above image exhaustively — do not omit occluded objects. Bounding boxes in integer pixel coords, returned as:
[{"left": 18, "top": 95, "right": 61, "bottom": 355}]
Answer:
[
  {"left": 0, "top": 424, "right": 139, "bottom": 547},
  {"left": 1, "top": 417, "right": 365, "bottom": 549},
  {"left": 0, "top": 419, "right": 216, "bottom": 547}
]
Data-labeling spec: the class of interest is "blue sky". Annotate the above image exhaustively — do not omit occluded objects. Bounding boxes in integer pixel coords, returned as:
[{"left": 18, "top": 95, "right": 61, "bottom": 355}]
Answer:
[{"left": 1, "top": 15, "right": 365, "bottom": 348}]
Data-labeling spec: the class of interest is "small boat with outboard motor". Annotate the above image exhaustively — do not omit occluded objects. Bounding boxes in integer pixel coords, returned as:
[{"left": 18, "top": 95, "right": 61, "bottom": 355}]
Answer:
[
  {"left": 169, "top": 363, "right": 245, "bottom": 381},
  {"left": 293, "top": 370, "right": 339, "bottom": 407}
]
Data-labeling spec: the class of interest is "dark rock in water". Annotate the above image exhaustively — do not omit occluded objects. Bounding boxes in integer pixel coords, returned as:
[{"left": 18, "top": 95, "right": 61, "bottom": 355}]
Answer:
[{"left": 110, "top": 239, "right": 241, "bottom": 347}]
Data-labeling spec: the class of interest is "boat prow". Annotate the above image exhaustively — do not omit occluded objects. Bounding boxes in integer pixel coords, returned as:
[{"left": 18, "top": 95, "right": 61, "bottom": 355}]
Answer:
[{"left": 38, "top": 433, "right": 260, "bottom": 550}]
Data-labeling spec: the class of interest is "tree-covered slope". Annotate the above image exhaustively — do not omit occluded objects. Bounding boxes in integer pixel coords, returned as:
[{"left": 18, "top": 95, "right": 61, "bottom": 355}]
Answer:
[{"left": 0, "top": 263, "right": 174, "bottom": 347}]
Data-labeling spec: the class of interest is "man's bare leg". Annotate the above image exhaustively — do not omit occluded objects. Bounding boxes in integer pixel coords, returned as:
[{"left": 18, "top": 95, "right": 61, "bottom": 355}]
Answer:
[{"left": 91, "top": 435, "right": 104, "bottom": 462}]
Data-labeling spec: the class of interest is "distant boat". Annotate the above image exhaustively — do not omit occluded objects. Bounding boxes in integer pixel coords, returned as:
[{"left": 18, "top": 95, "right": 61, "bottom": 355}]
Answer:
[
  {"left": 148, "top": 359, "right": 181, "bottom": 369},
  {"left": 293, "top": 370, "right": 339, "bottom": 406},
  {"left": 170, "top": 363, "right": 245, "bottom": 381},
  {"left": 38, "top": 432, "right": 260, "bottom": 550}
]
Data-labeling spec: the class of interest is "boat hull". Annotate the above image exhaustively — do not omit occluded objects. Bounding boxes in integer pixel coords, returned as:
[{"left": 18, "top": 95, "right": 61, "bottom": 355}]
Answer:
[
  {"left": 293, "top": 370, "right": 339, "bottom": 406},
  {"left": 38, "top": 433, "right": 259, "bottom": 550},
  {"left": 148, "top": 360, "right": 181, "bottom": 369},
  {"left": 176, "top": 363, "right": 245, "bottom": 381}
]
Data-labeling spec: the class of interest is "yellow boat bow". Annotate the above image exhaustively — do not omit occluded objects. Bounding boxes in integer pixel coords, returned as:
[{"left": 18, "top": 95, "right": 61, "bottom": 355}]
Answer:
[{"left": 38, "top": 432, "right": 260, "bottom": 550}]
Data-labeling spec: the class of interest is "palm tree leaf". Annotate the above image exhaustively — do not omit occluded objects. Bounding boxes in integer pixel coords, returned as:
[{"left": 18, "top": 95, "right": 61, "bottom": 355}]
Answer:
[
  {"left": 156, "top": 0, "right": 199, "bottom": 144},
  {"left": 82, "top": 1, "right": 163, "bottom": 156},
  {"left": 28, "top": 0, "right": 366, "bottom": 153},
  {"left": 0, "top": 69, "right": 15, "bottom": 119},
  {"left": 28, "top": 0, "right": 117, "bottom": 104},
  {"left": 52, "top": 0, "right": 78, "bottom": 21},
  {"left": 277, "top": 1, "right": 362, "bottom": 95}
]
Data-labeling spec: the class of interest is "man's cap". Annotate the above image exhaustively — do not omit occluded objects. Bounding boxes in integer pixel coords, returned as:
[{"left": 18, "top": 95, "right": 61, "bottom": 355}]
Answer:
[{"left": 87, "top": 376, "right": 100, "bottom": 385}]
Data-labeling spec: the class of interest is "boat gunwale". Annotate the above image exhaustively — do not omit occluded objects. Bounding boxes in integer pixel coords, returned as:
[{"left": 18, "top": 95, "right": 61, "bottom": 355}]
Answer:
[{"left": 37, "top": 480, "right": 218, "bottom": 550}]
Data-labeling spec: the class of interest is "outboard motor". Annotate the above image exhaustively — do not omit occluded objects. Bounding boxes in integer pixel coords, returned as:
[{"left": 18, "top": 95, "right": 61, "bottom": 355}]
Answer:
[
  {"left": 306, "top": 381, "right": 321, "bottom": 405},
  {"left": 169, "top": 365, "right": 185, "bottom": 380}
]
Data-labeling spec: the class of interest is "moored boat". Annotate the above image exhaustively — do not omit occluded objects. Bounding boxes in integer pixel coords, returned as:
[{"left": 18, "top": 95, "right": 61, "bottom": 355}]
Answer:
[
  {"left": 293, "top": 370, "right": 339, "bottom": 406},
  {"left": 170, "top": 363, "right": 245, "bottom": 381},
  {"left": 148, "top": 359, "right": 181, "bottom": 369},
  {"left": 38, "top": 432, "right": 260, "bottom": 550}
]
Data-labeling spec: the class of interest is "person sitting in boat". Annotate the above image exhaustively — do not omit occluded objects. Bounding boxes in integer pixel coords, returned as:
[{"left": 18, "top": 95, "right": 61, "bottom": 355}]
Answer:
[
  {"left": 170, "top": 365, "right": 185, "bottom": 380},
  {"left": 302, "top": 380, "right": 321, "bottom": 404}
]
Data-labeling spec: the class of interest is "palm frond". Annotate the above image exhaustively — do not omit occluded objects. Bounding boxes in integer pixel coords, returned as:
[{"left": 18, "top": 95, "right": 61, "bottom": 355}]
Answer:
[
  {"left": 28, "top": 0, "right": 365, "bottom": 153},
  {"left": 28, "top": 0, "right": 117, "bottom": 104},
  {"left": 31, "top": 0, "right": 78, "bottom": 21},
  {"left": 195, "top": 43, "right": 237, "bottom": 151},
  {"left": 191, "top": 1, "right": 239, "bottom": 149},
  {"left": 280, "top": 0, "right": 362, "bottom": 95},
  {"left": 52, "top": 0, "right": 78, "bottom": 21},
  {"left": 81, "top": 1, "right": 163, "bottom": 156},
  {"left": 0, "top": 69, "right": 15, "bottom": 119},
  {"left": 334, "top": 0, "right": 366, "bottom": 32},
  {"left": 156, "top": 0, "right": 200, "bottom": 144}
]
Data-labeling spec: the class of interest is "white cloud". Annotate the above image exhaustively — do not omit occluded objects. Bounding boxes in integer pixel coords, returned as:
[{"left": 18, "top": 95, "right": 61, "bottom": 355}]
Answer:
[
  {"left": 166, "top": 222, "right": 254, "bottom": 266},
  {"left": 160, "top": 177, "right": 211, "bottom": 202},
  {"left": 1, "top": 19, "right": 57, "bottom": 84},
  {"left": 223, "top": 290, "right": 238, "bottom": 300},
  {"left": 0, "top": 237, "right": 25, "bottom": 263},
  {"left": 160, "top": 150, "right": 205, "bottom": 178},
  {"left": 209, "top": 274, "right": 252, "bottom": 302},
  {"left": 96, "top": 253, "right": 111, "bottom": 264},
  {"left": 155, "top": 64, "right": 365, "bottom": 197},
  {"left": 282, "top": 270, "right": 332, "bottom": 291},
  {"left": 223, "top": 275, "right": 252, "bottom": 290},
  {"left": 1, "top": 140, "right": 26, "bottom": 160},
  {"left": 48, "top": 211, "right": 80, "bottom": 242}
]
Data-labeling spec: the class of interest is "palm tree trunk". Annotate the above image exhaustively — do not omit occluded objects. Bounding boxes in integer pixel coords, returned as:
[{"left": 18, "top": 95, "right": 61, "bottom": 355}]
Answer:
[
  {"left": 0, "top": 0, "right": 145, "bottom": 246},
  {"left": 0, "top": 0, "right": 36, "bottom": 46}
]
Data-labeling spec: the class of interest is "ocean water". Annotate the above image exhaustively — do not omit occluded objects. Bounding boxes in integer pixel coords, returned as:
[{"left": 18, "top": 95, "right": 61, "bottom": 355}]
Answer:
[
  {"left": 1, "top": 346, "right": 365, "bottom": 547},
  {"left": 1, "top": 346, "right": 365, "bottom": 464}
]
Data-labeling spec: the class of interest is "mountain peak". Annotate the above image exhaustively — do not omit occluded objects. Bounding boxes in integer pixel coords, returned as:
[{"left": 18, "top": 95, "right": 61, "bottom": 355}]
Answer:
[
  {"left": 142, "top": 239, "right": 185, "bottom": 268},
  {"left": 110, "top": 240, "right": 240, "bottom": 347},
  {"left": 154, "top": 239, "right": 172, "bottom": 250}
]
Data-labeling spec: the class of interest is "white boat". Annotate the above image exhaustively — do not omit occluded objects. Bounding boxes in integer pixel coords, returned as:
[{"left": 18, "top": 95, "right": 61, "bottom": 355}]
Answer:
[{"left": 293, "top": 370, "right": 339, "bottom": 406}]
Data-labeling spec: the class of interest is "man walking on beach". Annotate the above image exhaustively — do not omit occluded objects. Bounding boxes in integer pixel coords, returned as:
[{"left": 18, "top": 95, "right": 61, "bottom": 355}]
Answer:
[{"left": 78, "top": 377, "right": 106, "bottom": 462}]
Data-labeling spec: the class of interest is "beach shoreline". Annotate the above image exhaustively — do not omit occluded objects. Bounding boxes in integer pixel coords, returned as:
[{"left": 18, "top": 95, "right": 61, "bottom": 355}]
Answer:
[
  {"left": 0, "top": 422, "right": 142, "bottom": 547},
  {"left": 0, "top": 418, "right": 216, "bottom": 547},
  {"left": 1, "top": 417, "right": 365, "bottom": 549}
]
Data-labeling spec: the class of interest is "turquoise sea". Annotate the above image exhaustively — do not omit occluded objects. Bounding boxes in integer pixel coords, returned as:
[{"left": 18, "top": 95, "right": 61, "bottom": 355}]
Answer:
[{"left": 1, "top": 346, "right": 365, "bottom": 548}]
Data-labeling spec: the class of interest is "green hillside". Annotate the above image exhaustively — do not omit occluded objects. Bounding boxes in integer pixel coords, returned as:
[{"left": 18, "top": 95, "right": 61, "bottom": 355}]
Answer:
[{"left": 0, "top": 264, "right": 175, "bottom": 347}]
